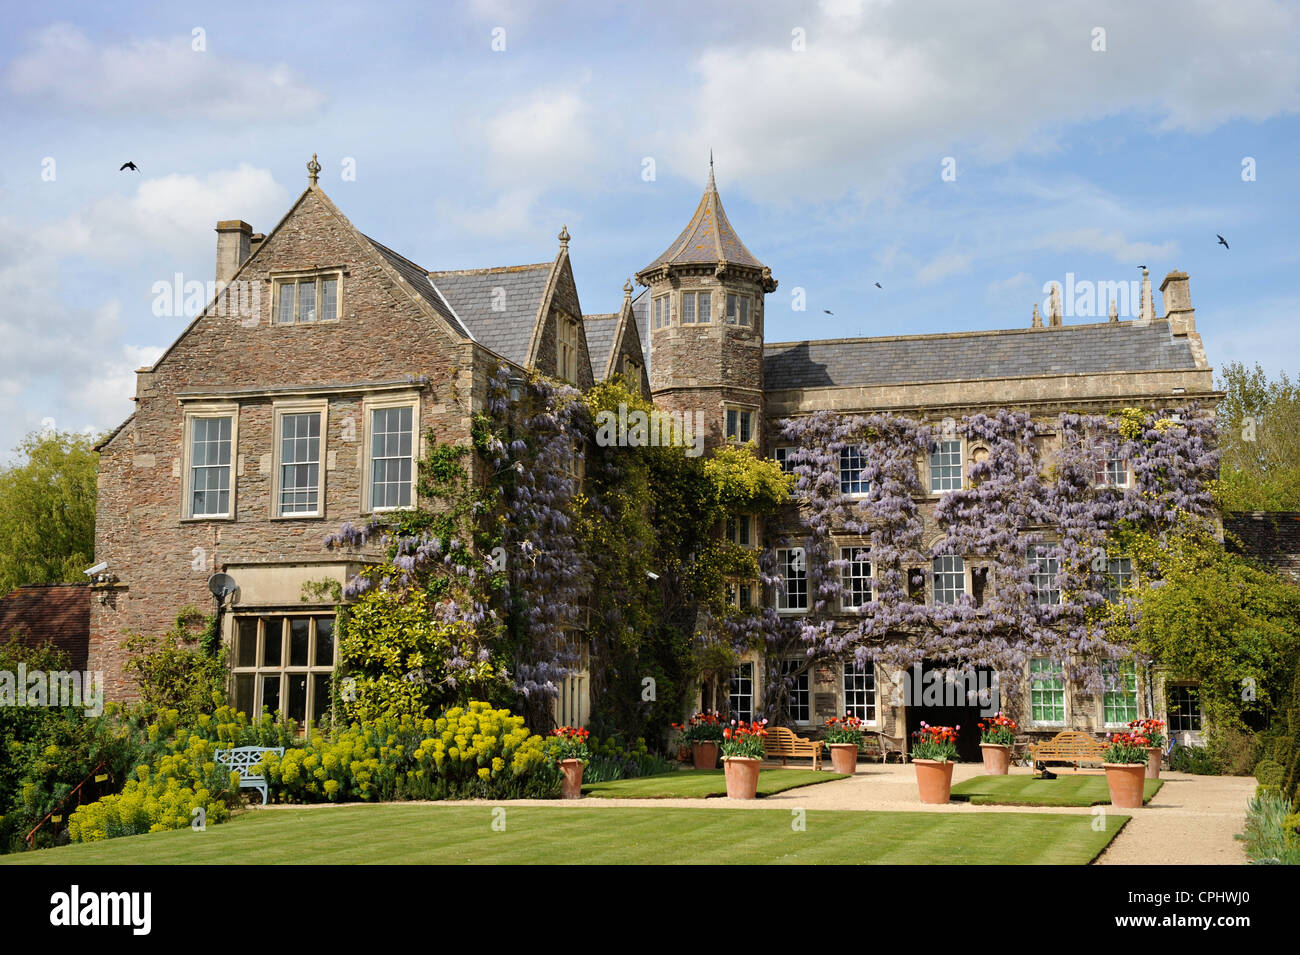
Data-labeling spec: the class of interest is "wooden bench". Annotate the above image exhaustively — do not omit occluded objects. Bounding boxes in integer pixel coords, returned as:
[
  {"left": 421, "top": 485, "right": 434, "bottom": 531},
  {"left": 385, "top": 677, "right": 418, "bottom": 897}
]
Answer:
[
  {"left": 859, "top": 732, "right": 909, "bottom": 763},
  {"left": 215, "top": 746, "right": 284, "bottom": 805},
  {"left": 1028, "top": 731, "right": 1107, "bottom": 771},
  {"left": 763, "top": 726, "right": 824, "bottom": 771}
]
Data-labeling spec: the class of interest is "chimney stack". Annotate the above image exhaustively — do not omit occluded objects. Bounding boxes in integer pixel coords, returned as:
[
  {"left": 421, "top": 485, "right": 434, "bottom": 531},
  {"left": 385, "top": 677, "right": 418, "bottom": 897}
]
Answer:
[
  {"left": 215, "top": 220, "right": 253, "bottom": 286},
  {"left": 1138, "top": 267, "right": 1155, "bottom": 324},
  {"left": 1160, "top": 270, "right": 1196, "bottom": 334}
]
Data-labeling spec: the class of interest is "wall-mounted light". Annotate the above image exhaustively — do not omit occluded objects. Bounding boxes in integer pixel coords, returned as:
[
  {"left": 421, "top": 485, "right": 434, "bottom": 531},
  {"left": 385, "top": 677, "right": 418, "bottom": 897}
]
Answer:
[{"left": 507, "top": 375, "right": 526, "bottom": 402}]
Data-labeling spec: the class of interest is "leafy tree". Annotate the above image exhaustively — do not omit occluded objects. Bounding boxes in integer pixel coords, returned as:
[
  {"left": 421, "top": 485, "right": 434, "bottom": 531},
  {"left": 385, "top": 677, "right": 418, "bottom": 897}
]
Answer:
[
  {"left": 1215, "top": 362, "right": 1300, "bottom": 511},
  {"left": 0, "top": 430, "right": 98, "bottom": 595}
]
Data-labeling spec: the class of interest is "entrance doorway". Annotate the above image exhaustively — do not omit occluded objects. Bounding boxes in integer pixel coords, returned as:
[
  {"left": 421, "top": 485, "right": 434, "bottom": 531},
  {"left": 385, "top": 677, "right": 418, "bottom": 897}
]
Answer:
[{"left": 903, "top": 660, "right": 994, "bottom": 763}]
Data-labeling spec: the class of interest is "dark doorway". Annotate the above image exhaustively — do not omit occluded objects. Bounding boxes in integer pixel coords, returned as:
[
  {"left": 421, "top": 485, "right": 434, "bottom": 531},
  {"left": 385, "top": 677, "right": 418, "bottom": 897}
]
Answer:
[{"left": 904, "top": 660, "right": 994, "bottom": 763}]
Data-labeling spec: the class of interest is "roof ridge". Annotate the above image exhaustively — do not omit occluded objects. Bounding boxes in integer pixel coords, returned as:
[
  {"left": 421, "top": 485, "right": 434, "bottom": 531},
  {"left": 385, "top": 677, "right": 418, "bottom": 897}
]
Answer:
[
  {"left": 765, "top": 318, "right": 1173, "bottom": 349},
  {"left": 427, "top": 263, "right": 552, "bottom": 277}
]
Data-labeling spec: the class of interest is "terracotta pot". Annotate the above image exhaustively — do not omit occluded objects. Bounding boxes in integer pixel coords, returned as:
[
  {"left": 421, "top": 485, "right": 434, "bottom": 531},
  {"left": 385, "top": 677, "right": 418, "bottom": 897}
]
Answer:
[
  {"left": 1104, "top": 762, "right": 1147, "bottom": 808},
  {"left": 913, "top": 758, "right": 955, "bottom": 804},
  {"left": 559, "top": 758, "right": 584, "bottom": 799},
  {"left": 1145, "top": 747, "right": 1162, "bottom": 780},
  {"left": 829, "top": 743, "right": 859, "bottom": 775},
  {"left": 980, "top": 743, "right": 1011, "bottom": 775},
  {"left": 691, "top": 740, "right": 720, "bottom": 771},
  {"left": 723, "top": 756, "right": 761, "bottom": 799}
]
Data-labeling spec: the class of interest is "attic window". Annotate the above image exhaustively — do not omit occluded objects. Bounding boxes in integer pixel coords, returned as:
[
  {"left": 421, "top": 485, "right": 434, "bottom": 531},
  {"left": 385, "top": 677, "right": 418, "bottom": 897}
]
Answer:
[
  {"left": 275, "top": 272, "right": 340, "bottom": 325},
  {"left": 558, "top": 316, "right": 581, "bottom": 383}
]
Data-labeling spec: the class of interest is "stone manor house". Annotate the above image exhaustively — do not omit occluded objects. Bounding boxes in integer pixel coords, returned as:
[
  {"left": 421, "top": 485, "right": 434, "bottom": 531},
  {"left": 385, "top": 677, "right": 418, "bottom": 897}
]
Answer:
[{"left": 88, "top": 156, "right": 1218, "bottom": 754}]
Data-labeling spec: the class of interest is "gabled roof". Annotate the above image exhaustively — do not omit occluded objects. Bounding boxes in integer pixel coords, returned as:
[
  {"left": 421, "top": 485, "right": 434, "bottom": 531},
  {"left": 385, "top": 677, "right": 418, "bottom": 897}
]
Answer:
[
  {"left": 428, "top": 263, "right": 553, "bottom": 368},
  {"left": 639, "top": 165, "right": 767, "bottom": 274},
  {"left": 764, "top": 319, "right": 1202, "bottom": 391},
  {"left": 0, "top": 583, "right": 90, "bottom": 671},
  {"left": 582, "top": 313, "right": 619, "bottom": 380},
  {"left": 363, "top": 236, "right": 472, "bottom": 338}
]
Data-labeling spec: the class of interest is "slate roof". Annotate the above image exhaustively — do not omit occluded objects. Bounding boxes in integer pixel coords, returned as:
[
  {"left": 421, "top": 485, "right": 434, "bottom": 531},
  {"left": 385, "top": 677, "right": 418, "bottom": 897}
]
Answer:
[
  {"left": 640, "top": 168, "right": 766, "bottom": 273},
  {"left": 363, "top": 236, "right": 472, "bottom": 339},
  {"left": 582, "top": 314, "right": 619, "bottom": 380},
  {"left": 630, "top": 289, "right": 650, "bottom": 372},
  {"left": 1225, "top": 512, "right": 1300, "bottom": 584},
  {"left": 763, "top": 319, "right": 1201, "bottom": 390},
  {"left": 0, "top": 583, "right": 90, "bottom": 671},
  {"left": 427, "top": 264, "right": 553, "bottom": 368}
]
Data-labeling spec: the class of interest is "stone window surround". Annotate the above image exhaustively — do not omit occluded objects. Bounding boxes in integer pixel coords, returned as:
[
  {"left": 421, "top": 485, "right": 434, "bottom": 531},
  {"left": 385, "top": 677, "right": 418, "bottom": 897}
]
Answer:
[
  {"left": 180, "top": 401, "right": 240, "bottom": 522},
  {"left": 230, "top": 612, "right": 338, "bottom": 732},
  {"left": 271, "top": 398, "right": 329, "bottom": 520},
  {"left": 360, "top": 391, "right": 421, "bottom": 515},
  {"left": 723, "top": 403, "right": 758, "bottom": 445},
  {"left": 775, "top": 546, "right": 808, "bottom": 614},
  {"left": 270, "top": 267, "right": 345, "bottom": 325}
]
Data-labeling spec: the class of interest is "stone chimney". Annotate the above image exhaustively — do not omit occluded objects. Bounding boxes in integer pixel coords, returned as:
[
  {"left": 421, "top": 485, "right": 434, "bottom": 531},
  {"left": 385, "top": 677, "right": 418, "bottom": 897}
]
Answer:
[
  {"left": 1048, "top": 283, "right": 1063, "bottom": 326},
  {"left": 1160, "top": 270, "right": 1196, "bottom": 334},
  {"left": 1138, "top": 267, "right": 1154, "bottom": 324},
  {"left": 215, "top": 220, "right": 253, "bottom": 286}
]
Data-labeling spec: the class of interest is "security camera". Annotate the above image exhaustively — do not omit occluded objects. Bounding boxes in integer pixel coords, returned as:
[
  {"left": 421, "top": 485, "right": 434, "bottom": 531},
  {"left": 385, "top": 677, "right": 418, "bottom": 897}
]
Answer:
[{"left": 84, "top": 561, "right": 108, "bottom": 577}]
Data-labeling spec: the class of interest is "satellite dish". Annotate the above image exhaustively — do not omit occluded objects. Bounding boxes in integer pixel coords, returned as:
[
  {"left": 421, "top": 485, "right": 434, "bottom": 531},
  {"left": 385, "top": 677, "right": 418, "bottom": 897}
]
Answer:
[{"left": 207, "top": 573, "right": 236, "bottom": 601}]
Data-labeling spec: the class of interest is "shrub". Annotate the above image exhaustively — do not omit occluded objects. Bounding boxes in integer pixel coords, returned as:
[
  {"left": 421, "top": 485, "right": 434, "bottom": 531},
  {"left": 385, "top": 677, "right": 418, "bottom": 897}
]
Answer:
[
  {"left": 1171, "top": 744, "right": 1219, "bottom": 775},
  {"left": 122, "top": 607, "right": 227, "bottom": 725},
  {"left": 1238, "top": 789, "right": 1300, "bottom": 864},
  {"left": 1255, "top": 759, "right": 1286, "bottom": 788}
]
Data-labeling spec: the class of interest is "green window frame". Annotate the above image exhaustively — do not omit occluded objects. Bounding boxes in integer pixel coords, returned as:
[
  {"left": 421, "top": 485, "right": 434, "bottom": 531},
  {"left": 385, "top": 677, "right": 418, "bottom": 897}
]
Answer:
[
  {"left": 1103, "top": 662, "right": 1139, "bottom": 726},
  {"left": 1030, "top": 657, "right": 1065, "bottom": 725}
]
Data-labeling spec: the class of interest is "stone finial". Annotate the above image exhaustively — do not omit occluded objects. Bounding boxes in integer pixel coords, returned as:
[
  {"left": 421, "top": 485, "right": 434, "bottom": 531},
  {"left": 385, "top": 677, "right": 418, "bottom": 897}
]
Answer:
[
  {"left": 1138, "top": 267, "right": 1154, "bottom": 324},
  {"left": 1048, "top": 283, "right": 1063, "bottom": 326},
  {"left": 1031, "top": 303, "right": 1043, "bottom": 328},
  {"left": 558, "top": 224, "right": 570, "bottom": 248},
  {"left": 306, "top": 153, "right": 321, "bottom": 185},
  {"left": 623, "top": 278, "right": 633, "bottom": 299},
  {"left": 1109, "top": 297, "right": 1119, "bottom": 322}
]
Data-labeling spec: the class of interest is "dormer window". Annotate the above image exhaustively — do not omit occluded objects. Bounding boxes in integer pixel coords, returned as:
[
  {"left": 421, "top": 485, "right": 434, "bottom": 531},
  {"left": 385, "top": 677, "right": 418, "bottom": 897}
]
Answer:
[{"left": 274, "top": 271, "right": 341, "bottom": 324}]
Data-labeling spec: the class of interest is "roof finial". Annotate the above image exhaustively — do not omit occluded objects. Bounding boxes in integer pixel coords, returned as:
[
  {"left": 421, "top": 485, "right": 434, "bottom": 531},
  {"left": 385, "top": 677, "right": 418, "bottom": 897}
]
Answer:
[
  {"left": 623, "top": 277, "right": 633, "bottom": 299},
  {"left": 1031, "top": 302, "right": 1043, "bottom": 329},
  {"left": 558, "top": 224, "right": 570, "bottom": 248},
  {"left": 306, "top": 153, "right": 321, "bottom": 185}
]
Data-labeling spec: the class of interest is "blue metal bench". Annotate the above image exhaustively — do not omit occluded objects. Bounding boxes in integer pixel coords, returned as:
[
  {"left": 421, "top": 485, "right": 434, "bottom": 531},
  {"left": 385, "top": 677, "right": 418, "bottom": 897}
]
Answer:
[{"left": 215, "top": 746, "right": 284, "bottom": 805}]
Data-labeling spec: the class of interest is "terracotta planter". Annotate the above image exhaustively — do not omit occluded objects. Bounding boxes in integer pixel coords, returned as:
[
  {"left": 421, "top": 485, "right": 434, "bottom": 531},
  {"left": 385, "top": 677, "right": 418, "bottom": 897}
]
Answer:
[
  {"left": 1104, "top": 762, "right": 1147, "bottom": 808},
  {"left": 723, "top": 756, "right": 761, "bottom": 799},
  {"left": 559, "top": 758, "right": 584, "bottom": 799},
  {"left": 691, "top": 740, "right": 720, "bottom": 771},
  {"left": 980, "top": 743, "right": 1011, "bottom": 775},
  {"left": 829, "top": 742, "right": 859, "bottom": 775},
  {"left": 913, "top": 758, "right": 955, "bottom": 804},
  {"left": 1145, "top": 747, "right": 1162, "bottom": 780}
]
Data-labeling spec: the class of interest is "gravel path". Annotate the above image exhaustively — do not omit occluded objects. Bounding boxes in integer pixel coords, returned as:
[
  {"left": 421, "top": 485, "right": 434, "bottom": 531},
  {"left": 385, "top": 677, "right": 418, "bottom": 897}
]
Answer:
[{"left": 258, "top": 763, "right": 1255, "bottom": 864}]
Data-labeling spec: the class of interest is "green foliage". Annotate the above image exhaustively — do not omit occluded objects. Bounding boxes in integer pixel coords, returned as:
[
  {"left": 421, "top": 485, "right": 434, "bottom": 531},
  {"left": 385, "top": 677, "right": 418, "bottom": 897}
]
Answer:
[
  {"left": 1255, "top": 759, "right": 1286, "bottom": 787},
  {"left": 0, "top": 430, "right": 98, "bottom": 594},
  {"left": 1238, "top": 789, "right": 1300, "bottom": 864},
  {"left": 122, "top": 606, "right": 227, "bottom": 724},
  {"left": 1214, "top": 362, "right": 1300, "bottom": 511},
  {"left": 1170, "top": 744, "right": 1219, "bottom": 775}
]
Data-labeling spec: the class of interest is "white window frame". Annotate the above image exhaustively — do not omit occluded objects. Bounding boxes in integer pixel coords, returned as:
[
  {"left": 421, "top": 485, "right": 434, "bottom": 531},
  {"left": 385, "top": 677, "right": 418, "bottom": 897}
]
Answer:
[
  {"left": 1102, "top": 660, "right": 1140, "bottom": 728},
  {"left": 1029, "top": 545, "right": 1061, "bottom": 606},
  {"left": 839, "top": 445, "right": 869, "bottom": 497},
  {"left": 1103, "top": 557, "right": 1133, "bottom": 602},
  {"left": 778, "top": 660, "right": 810, "bottom": 725},
  {"left": 931, "top": 555, "right": 966, "bottom": 605},
  {"left": 182, "top": 403, "right": 239, "bottom": 521},
  {"left": 773, "top": 446, "right": 798, "bottom": 497},
  {"left": 272, "top": 400, "right": 328, "bottom": 519},
  {"left": 724, "top": 406, "right": 756, "bottom": 444},
  {"left": 930, "top": 439, "right": 963, "bottom": 493},
  {"left": 1094, "top": 450, "right": 1130, "bottom": 488},
  {"left": 362, "top": 392, "right": 420, "bottom": 514},
  {"left": 843, "top": 660, "right": 879, "bottom": 727},
  {"left": 1029, "top": 657, "right": 1067, "bottom": 727},
  {"left": 272, "top": 269, "right": 343, "bottom": 325},
  {"left": 730, "top": 661, "right": 754, "bottom": 722},
  {"left": 776, "top": 547, "right": 808, "bottom": 613},
  {"left": 840, "top": 545, "right": 873, "bottom": 611},
  {"left": 1167, "top": 684, "right": 1203, "bottom": 735}
]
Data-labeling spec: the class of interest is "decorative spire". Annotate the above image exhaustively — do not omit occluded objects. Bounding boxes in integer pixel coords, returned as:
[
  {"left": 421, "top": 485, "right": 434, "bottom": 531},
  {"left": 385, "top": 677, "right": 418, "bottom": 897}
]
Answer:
[
  {"left": 622, "top": 278, "right": 633, "bottom": 299},
  {"left": 558, "top": 224, "right": 570, "bottom": 248},
  {"left": 1109, "top": 297, "right": 1119, "bottom": 322},
  {"left": 1139, "top": 267, "right": 1154, "bottom": 323},
  {"left": 1031, "top": 302, "right": 1043, "bottom": 329},
  {"left": 306, "top": 153, "right": 321, "bottom": 185},
  {"left": 1048, "top": 283, "right": 1063, "bottom": 326}
]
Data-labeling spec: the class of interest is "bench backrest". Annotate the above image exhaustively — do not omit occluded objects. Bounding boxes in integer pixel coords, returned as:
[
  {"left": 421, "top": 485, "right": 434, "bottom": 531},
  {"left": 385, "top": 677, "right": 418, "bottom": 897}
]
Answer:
[
  {"left": 216, "top": 746, "right": 285, "bottom": 779},
  {"left": 1033, "top": 731, "right": 1107, "bottom": 757},
  {"left": 763, "top": 726, "right": 822, "bottom": 756}
]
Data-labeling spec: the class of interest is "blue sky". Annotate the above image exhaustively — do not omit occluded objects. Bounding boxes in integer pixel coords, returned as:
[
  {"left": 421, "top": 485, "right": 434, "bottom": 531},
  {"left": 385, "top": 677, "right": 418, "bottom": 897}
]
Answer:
[{"left": 1, "top": 0, "right": 1297, "bottom": 458}]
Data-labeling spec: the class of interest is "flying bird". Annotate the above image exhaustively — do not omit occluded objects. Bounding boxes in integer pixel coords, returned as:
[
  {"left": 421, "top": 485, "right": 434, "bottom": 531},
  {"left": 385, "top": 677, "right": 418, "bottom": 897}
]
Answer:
[
  {"left": 119, "top": 161, "right": 139, "bottom": 172},
  {"left": 1217, "top": 234, "right": 1229, "bottom": 249},
  {"left": 823, "top": 309, "right": 834, "bottom": 315},
  {"left": 874, "top": 282, "right": 882, "bottom": 289}
]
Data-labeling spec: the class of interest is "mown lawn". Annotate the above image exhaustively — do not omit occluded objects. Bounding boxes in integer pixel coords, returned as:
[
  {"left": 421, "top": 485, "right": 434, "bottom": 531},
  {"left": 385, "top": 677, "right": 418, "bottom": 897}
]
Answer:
[
  {"left": 2, "top": 804, "right": 1127, "bottom": 865},
  {"left": 583, "top": 768, "right": 843, "bottom": 799},
  {"left": 950, "top": 774, "right": 1163, "bottom": 807}
]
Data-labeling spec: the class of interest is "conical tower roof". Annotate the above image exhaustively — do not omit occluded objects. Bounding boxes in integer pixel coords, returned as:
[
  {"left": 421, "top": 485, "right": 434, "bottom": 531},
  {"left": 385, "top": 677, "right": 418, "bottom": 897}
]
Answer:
[{"left": 638, "top": 163, "right": 768, "bottom": 276}]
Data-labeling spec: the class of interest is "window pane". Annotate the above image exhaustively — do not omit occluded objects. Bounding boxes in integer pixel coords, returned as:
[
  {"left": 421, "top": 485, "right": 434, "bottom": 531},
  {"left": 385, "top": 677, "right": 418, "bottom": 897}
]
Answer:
[
  {"left": 1030, "top": 658, "right": 1065, "bottom": 723},
  {"left": 739, "top": 297, "right": 750, "bottom": 326},
  {"left": 236, "top": 618, "right": 258, "bottom": 668},
  {"left": 234, "top": 674, "right": 255, "bottom": 719},
  {"left": 321, "top": 277, "right": 338, "bottom": 321},
  {"left": 841, "top": 547, "right": 872, "bottom": 610},
  {"left": 371, "top": 406, "right": 414, "bottom": 509},
  {"left": 726, "top": 293, "right": 738, "bottom": 324},
  {"left": 932, "top": 555, "right": 965, "bottom": 604},
  {"left": 190, "top": 416, "right": 233, "bottom": 516},
  {"left": 930, "top": 440, "right": 962, "bottom": 491},
  {"left": 261, "top": 619, "right": 282, "bottom": 666},
  {"left": 277, "top": 283, "right": 295, "bottom": 324},
  {"left": 839, "top": 446, "right": 868, "bottom": 495},
  {"left": 311, "top": 673, "right": 332, "bottom": 728},
  {"left": 289, "top": 617, "right": 310, "bottom": 667},
  {"left": 279, "top": 412, "right": 321, "bottom": 515},
  {"left": 315, "top": 618, "right": 335, "bottom": 667},
  {"left": 287, "top": 673, "right": 308, "bottom": 724},
  {"left": 730, "top": 662, "right": 753, "bottom": 722},
  {"left": 843, "top": 661, "right": 877, "bottom": 723},
  {"left": 779, "top": 661, "right": 809, "bottom": 723},
  {"left": 261, "top": 674, "right": 282, "bottom": 716},
  {"left": 297, "top": 279, "right": 317, "bottom": 322},
  {"left": 1029, "top": 546, "right": 1061, "bottom": 605},
  {"left": 697, "top": 292, "right": 711, "bottom": 323},
  {"left": 682, "top": 292, "right": 695, "bottom": 324},
  {"left": 778, "top": 548, "right": 808, "bottom": 611}
]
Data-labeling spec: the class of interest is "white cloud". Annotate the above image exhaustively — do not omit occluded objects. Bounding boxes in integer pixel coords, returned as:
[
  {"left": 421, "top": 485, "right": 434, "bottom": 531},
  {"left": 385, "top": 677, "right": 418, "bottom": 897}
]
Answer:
[
  {"left": 916, "top": 252, "right": 972, "bottom": 284},
  {"left": 5, "top": 23, "right": 325, "bottom": 119},
  {"left": 483, "top": 89, "right": 597, "bottom": 186},
  {"left": 1033, "top": 228, "right": 1178, "bottom": 264}
]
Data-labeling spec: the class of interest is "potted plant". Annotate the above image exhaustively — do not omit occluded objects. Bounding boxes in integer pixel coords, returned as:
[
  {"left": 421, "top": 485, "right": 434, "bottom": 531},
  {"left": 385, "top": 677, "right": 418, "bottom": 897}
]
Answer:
[
  {"left": 721, "top": 719, "right": 768, "bottom": 799},
  {"left": 1128, "top": 718, "right": 1166, "bottom": 779},
  {"left": 911, "top": 723, "right": 960, "bottom": 804},
  {"left": 673, "top": 711, "right": 725, "bottom": 770},
  {"left": 549, "top": 726, "right": 591, "bottom": 799},
  {"left": 1102, "top": 730, "right": 1150, "bottom": 808},
  {"left": 823, "top": 715, "right": 865, "bottom": 775},
  {"left": 977, "top": 712, "right": 1017, "bottom": 775}
]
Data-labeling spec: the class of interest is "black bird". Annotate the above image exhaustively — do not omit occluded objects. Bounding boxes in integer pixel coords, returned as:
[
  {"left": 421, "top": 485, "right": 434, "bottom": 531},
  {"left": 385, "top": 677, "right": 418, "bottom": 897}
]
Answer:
[
  {"left": 823, "top": 309, "right": 834, "bottom": 315},
  {"left": 1137, "top": 265, "right": 1145, "bottom": 271},
  {"left": 1217, "top": 234, "right": 1229, "bottom": 249},
  {"left": 119, "top": 161, "right": 139, "bottom": 172},
  {"left": 874, "top": 282, "right": 882, "bottom": 289}
]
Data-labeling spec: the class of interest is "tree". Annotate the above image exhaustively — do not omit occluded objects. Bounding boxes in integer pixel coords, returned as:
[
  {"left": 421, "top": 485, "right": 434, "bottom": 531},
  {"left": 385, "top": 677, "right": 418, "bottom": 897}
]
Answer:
[
  {"left": 0, "top": 430, "right": 98, "bottom": 595},
  {"left": 1215, "top": 362, "right": 1300, "bottom": 512}
]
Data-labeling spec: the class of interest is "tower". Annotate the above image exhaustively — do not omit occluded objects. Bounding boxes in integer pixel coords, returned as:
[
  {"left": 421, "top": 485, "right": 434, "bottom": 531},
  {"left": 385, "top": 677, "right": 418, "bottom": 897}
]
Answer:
[{"left": 635, "top": 161, "right": 777, "bottom": 452}]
